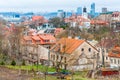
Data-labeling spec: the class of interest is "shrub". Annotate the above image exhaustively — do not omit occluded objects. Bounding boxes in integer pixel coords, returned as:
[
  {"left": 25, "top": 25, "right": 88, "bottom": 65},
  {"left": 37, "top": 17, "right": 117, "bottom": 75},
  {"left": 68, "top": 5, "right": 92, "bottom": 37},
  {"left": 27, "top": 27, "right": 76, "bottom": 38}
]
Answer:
[
  {"left": 11, "top": 60, "right": 16, "bottom": 66},
  {"left": 0, "top": 61, "right": 5, "bottom": 65}
]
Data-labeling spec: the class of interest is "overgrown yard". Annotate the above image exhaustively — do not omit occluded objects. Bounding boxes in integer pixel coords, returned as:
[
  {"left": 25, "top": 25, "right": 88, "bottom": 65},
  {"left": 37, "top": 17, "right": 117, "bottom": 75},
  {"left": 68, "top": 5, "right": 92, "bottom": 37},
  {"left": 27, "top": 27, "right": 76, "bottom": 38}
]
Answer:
[
  {"left": 1, "top": 65, "right": 119, "bottom": 80},
  {"left": 5, "top": 65, "right": 95, "bottom": 80}
]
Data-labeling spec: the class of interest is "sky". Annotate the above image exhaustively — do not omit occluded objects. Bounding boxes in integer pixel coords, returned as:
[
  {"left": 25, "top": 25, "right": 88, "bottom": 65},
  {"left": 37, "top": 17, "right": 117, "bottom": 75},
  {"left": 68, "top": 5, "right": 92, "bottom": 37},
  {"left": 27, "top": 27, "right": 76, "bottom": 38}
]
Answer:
[{"left": 0, "top": 0, "right": 120, "bottom": 12}]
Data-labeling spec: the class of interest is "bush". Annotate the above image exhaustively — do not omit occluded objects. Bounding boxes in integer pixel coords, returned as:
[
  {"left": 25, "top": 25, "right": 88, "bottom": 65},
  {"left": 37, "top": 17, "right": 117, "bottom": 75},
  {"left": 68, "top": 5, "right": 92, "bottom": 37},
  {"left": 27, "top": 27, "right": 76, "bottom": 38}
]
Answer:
[
  {"left": 0, "top": 61, "right": 5, "bottom": 65},
  {"left": 11, "top": 60, "right": 16, "bottom": 66},
  {"left": 22, "top": 60, "right": 25, "bottom": 65}
]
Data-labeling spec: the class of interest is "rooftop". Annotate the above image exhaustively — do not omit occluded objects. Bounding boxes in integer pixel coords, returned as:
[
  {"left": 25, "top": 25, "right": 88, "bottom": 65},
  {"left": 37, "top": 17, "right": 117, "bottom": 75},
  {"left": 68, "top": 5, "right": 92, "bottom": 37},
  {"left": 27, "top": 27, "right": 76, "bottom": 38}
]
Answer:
[{"left": 51, "top": 38, "right": 85, "bottom": 54}]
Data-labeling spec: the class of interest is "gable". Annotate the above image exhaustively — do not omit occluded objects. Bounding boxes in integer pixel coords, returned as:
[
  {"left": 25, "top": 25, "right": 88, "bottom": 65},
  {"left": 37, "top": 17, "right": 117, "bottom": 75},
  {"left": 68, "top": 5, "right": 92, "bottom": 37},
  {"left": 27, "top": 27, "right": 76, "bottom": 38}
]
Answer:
[
  {"left": 51, "top": 38, "right": 85, "bottom": 54},
  {"left": 73, "top": 41, "right": 98, "bottom": 55}
]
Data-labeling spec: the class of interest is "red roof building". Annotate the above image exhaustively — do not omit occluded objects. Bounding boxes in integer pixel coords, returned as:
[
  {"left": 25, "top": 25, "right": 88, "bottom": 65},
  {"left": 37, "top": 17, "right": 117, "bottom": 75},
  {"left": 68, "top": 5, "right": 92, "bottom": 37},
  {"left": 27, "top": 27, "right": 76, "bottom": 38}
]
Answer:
[{"left": 23, "top": 34, "right": 56, "bottom": 45}]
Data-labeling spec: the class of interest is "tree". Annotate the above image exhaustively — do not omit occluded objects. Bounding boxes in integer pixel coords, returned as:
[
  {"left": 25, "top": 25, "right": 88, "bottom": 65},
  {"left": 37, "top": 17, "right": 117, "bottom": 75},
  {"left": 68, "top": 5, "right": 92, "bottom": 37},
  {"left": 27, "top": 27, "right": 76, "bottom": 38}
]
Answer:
[
  {"left": 49, "top": 17, "right": 65, "bottom": 28},
  {"left": 8, "top": 26, "right": 24, "bottom": 59}
]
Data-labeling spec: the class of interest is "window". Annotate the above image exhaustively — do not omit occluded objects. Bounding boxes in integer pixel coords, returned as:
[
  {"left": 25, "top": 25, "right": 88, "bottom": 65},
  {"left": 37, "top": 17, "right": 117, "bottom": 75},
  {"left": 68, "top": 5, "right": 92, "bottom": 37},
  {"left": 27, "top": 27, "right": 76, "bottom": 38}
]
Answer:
[
  {"left": 64, "top": 57, "right": 66, "bottom": 63},
  {"left": 118, "top": 60, "right": 120, "bottom": 64},
  {"left": 51, "top": 55, "right": 53, "bottom": 59},
  {"left": 88, "top": 48, "right": 91, "bottom": 52},
  {"left": 102, "top": 49, "right": 105, "bottom": 53},
  {"left": 57, "top": 55, "right": 59, "bottom": 59},
  {"left": 110, "top": 59, "right": 113, "bottom": 63},
  {"left": 53, "top": 55, "right": 55, "bottom": 60},
  {"left": 44, "top": 40, "right": 49, "bottom": 42},
  {"left": 106, "top": 57, "right": 108, "bottom": 60},
  {"left": 81, "top": 48, "right": 84, "bottom": 51},
  {"left": 61, "top": 56, "right": 63, "bottom": 60},
  {"left": 114, "top": 59, "right": 116, "bottom": 64}
]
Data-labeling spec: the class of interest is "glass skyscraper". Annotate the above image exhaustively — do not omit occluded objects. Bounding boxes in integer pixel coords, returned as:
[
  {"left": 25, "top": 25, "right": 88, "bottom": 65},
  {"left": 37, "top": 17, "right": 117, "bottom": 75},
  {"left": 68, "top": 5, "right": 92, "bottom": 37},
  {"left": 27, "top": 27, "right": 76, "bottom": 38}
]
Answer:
[
  {"left": 90, "top": 3, "right": 95, "bottom": 18},
  {"left": 77, "top": 7, "right": 82, "bottom": 15}
]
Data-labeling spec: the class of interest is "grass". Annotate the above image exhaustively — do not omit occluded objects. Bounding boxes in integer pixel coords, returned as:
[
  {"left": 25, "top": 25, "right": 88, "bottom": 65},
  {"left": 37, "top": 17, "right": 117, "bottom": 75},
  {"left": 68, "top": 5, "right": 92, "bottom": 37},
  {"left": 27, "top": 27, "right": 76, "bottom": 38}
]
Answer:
[
  {"left": 6, "top": 65, "right": 95, "bottom": 80},
  {"left": 6, "top": 65, "right": 56, "bottom": 72}
]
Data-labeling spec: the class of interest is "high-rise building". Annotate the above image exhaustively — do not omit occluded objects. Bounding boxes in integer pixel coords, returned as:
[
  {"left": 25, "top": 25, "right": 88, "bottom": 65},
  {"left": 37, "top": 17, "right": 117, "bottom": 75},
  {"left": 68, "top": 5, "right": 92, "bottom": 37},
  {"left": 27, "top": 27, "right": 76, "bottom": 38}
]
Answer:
[
  {"left": 102, "top": 8, "right": 107, "bottom": 13},
  {"left": 82, "top": 7, "right": 88, "bottom": 18},
  {"left": 90, "top": 3, "right": 95, "bottom": 18},
  {"left": 83, "top": 7, "right": 87, "bottom": 13},
  {"left": 77, "top": 7, "right": 82, "bottom": 15}
]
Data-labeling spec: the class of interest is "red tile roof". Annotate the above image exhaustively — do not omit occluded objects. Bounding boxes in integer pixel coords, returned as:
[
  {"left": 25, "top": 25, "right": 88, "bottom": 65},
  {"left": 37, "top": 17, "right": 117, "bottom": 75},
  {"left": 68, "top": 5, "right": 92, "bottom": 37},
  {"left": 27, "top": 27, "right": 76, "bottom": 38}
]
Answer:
[
  {"left": 32, "top": 16, "right": 44, "bottom": 21},
  {"left": 31, "top": 35, "right": 40, "bottom": 40},
  {"left": 51, "top": 38, "right": 85, "bottom": 54},
  {"left": 108, "top": 46, "right": 120, "bottom": 58},
  {"left": 64, "top": 15, "right": 90, "bottom": 24},
  {"left": 23, "top": 34, "right": 56, "bottom": 45},
  {"left": 91, "top": 20, "right": 108, "bottom": 25},
  {"left": 39, "top": 34, "right": 56, "bottom": 40}
]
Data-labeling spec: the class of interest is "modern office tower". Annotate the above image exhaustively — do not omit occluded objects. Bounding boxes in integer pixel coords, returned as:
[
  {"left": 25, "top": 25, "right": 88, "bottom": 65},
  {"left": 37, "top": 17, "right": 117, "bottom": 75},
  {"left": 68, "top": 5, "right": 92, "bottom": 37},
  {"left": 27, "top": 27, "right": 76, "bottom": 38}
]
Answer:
[
  {"left": 102, "top": 8, "right": 107, "bottom": 13},
  {"left": 77, "top": 7, "right": 82, "bottom": 15},
  {"left": 83, "top": 7, "right": 88, "bottom": 18},
  {"left": 90, "top": 3, "right": 95, "bottom": 18}
]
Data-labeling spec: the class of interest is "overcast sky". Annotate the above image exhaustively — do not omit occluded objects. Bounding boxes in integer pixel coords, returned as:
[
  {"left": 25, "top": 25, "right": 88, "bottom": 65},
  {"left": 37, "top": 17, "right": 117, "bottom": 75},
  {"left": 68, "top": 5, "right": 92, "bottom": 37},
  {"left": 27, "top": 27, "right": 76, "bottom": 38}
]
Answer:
[{"left": 0, "top": 0, "right": 119, "bottom": 12}]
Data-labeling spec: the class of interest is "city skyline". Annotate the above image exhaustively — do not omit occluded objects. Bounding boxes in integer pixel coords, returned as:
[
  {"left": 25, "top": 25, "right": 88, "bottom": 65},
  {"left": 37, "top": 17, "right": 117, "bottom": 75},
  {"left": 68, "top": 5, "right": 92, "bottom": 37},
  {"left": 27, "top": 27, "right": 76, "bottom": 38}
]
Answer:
[{"left": 0, "top": 0, "right": 119, "bottom": 12}]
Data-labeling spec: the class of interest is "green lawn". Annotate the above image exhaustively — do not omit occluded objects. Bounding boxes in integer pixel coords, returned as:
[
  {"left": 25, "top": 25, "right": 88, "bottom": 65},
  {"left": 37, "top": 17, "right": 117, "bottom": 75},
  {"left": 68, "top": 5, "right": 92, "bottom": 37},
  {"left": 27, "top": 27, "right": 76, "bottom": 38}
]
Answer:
[{"left": 6, "top": 65, "right": 56, "bottom": 72}]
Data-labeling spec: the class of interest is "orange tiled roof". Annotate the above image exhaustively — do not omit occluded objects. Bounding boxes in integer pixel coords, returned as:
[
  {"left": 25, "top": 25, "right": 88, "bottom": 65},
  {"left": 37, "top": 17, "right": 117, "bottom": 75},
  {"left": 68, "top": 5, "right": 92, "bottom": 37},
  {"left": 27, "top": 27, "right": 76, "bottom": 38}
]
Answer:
[
  {"left": 108, "top": 53, "right": 120, "bottom": 58},
  {"left": 91, "top": 20, "right": 108, "bottom": 25},
  {"left": 39, "top": 34, "right": 56, "bottom": 40},
  {"left": 31, "top": 35, "right": 40, "bottom": 40},
  {"left": 108, "top": 46, "right": 120, "bottom": 58},
  {"left": 51, "top": 38, "right": 85, "bottom": 54},
  {"left": 32, "top": 16, "right": 44, "bottom": 21}
]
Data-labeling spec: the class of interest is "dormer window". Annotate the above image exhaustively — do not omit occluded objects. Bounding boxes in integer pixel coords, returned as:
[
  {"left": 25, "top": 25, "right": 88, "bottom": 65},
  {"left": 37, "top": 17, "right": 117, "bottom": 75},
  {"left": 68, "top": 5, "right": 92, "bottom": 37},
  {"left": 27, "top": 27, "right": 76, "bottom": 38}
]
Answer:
[{"left": 44, "top": 40, "right": 49, "bottom": 42}]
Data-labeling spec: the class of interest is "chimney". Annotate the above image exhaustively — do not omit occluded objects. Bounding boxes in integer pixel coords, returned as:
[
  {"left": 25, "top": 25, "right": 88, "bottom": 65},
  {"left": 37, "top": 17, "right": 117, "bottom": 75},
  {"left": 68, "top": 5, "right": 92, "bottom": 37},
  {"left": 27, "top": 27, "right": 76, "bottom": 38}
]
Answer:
[
  {"left": 68, "top": 36, "right": 72, "bottom": 39},
  {"left": 75, "top": 36, "right": 79, "bottom": 40}
]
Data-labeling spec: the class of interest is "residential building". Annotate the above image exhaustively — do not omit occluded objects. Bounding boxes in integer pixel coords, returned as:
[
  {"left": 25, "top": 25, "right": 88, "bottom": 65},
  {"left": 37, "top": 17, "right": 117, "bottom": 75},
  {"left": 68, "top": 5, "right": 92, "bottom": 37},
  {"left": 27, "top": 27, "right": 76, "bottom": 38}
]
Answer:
[
  {"left": 90, "top": 20, "right": 109, "bottom": 31},
  {"left": 96, "top": 38, "right": 118, "bottom": 67},
  {"left": 21, "top": 44, "right": 49, "bottom": 65},
  {"left": 96, "top": 13, "right": 112, "bottom": 22},
  {"left": 31, "top": 16, "right": 48, "bottom": 26},
  {"left": 23, "top": 34, "right": 56, "bottom": 49},
  {"left": 64, "top": 15, "right": 90, "bottom": 29},
  {"left": 111, "top": 11, "right": 120, "bottom": 31},
  {"left": 108, "top": 46, "right": 120, "bottom": 68},
  {"left": 50, "top": 38, "right": 98, "bottom": 71}
]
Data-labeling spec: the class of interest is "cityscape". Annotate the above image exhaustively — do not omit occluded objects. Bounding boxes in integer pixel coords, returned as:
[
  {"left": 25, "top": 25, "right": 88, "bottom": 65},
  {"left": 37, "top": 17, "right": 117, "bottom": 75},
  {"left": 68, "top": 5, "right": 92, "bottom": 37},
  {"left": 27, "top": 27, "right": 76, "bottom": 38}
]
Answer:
[{"left": 0, "top": 0, "right": 120, "bottom": 80}]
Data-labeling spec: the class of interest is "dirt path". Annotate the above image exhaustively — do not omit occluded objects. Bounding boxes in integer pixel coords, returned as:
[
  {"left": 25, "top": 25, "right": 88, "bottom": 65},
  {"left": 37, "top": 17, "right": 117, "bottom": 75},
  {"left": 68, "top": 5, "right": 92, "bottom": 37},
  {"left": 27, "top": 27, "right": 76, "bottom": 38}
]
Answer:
[{"left": 0, "top": 66, "right": 33, "bottom": 80}]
